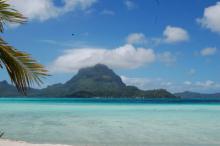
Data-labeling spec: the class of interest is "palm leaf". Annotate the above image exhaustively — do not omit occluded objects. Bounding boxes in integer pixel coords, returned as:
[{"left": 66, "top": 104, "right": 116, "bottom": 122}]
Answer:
[
  {"left": 0, "top": 0, "right": 48, "bottom": 94},
  {"left": 0, "top": 0, "right": 26, "bottom": 32},
  {"left": 0, "top": 38, "right": 48, "bottom": 94}
]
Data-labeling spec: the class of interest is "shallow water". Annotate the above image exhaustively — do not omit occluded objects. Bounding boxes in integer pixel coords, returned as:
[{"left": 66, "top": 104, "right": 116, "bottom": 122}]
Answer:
[{"left": 0, "top": 98, "right": 220, "bottom": 146}]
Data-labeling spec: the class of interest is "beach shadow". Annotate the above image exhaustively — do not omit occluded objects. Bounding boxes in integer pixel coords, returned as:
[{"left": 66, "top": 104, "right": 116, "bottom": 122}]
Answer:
[{"left": 0, "top": 131, "right": 4, "bottom": 138}]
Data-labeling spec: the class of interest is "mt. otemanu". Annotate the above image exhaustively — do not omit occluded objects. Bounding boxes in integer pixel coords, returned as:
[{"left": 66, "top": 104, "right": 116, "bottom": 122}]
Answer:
[{"left": 0, "top": 64, "right": 176, "bottom": 98}]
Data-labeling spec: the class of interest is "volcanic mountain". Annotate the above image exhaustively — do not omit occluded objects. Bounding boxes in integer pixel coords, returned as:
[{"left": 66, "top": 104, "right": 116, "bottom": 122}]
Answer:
[{"left": 0, "top": 64, "right": 176, "bottom": 98}]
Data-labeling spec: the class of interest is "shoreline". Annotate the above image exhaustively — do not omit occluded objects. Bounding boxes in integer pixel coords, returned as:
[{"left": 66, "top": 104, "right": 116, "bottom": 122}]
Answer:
[{"left": 0, "top": 139, "right": 72, "bottom": 146}]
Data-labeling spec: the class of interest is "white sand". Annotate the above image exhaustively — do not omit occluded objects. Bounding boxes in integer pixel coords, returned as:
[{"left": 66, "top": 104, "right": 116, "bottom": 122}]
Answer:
[{"left": 0, "top": 139, "right": 72, "bottom": 146}]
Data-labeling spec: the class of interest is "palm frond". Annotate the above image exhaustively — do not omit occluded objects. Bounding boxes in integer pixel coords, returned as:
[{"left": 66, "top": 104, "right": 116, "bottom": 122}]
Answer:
[
  {"left": 0, "top": 0, "right": 26, "bottom": 32},
  {"left": 0, "top": 38, "right": 48, "bottom": 94}
]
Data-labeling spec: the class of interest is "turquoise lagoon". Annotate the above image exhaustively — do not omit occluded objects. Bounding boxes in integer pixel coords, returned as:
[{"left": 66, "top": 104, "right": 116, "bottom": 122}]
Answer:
[{"left": 0, "top": 98, "right": 220, "bottom": 146}]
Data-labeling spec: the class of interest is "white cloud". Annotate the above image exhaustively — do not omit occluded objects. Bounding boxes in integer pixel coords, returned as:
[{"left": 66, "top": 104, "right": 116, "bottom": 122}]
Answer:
[
  {"left": 8, "top": 0, "right": 57, "bottom": 21},
  {"left": 163, "top": 26, "right": 189, "bottom": 43},
  {"left": 126, "top": 33, "right": 147, "bottom": 45},
  {"left": 184, "top": 81, "right": 192, "bottom": 86},
  {"left": 200, "top": 47, "right": 217, "bottom": 56},
  {"left": 121, "top": 76, "right": 184, "bottom": 92},
  {"left": 121, "top": 76, "right": 220, "bottom": 93},
  {"left": 49, "top": 44, "right": 156, "bottom": 73},
  {"left": 183, "top": 80, "right": 220, "bottom": 92},
  {"left": 195, "top": 80, "right": 216, "bottom": 88},
  {"left": 100, "top": 10, "right": 115, "bottom": 15},
  {"left": 8, "top": 0, "right": 97, "bottom": 21},
  {"left": 126, "top": 27, "right": 189, "bottom": 46},
  {"left": 121, "top": 76, "right": 172, "bottom": 90},
  {"left": 157, "top": 52, "right": 176, "bottom": 65},
  {"left": 188, "top": 68, "right": 196, "bottom": 76},
  {"left": 197, "top": 2, "right": 220, "bottom": 33},
  {"left": 121, "top": 76, "right": 153, "bottom": 89},
  {"left": 124, "top": 0, "right": 137, "bottom": 10}
]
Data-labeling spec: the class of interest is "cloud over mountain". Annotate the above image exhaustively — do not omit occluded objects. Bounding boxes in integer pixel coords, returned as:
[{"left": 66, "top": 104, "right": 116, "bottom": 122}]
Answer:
[{"left": 50, "top": 44, "right": 156, "bottom": 73}]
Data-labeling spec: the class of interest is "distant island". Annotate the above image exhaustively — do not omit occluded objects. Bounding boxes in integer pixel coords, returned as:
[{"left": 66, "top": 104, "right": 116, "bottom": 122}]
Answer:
[
  {"left": 0, "top": 64, "right": 177, "bottom": 98},
  {"left": 175, "top": 91, "right": 220, "bottom": 98}
]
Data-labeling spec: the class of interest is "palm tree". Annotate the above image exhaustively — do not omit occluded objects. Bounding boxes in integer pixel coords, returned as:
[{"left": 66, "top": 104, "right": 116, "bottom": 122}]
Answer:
[{"left": 0, "top": 0, "right": 48, "bottom": 94}]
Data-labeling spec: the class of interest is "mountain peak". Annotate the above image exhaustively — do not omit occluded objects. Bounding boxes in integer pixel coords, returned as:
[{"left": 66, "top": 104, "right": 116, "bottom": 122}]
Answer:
[
  {"left": 78, "top": 64, "right": 112, "bottom": 74},
  {"left": 94, "top": 63, "right": 109, "bottom": 68},
  {"left": 66, "top": 64, "right": 126, "bottom": 88}
]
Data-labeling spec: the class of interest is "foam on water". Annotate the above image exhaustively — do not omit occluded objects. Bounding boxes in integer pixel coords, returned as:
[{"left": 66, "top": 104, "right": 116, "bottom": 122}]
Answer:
[{"left": 0, "top": 98, "right": 220, "bottom": 146}]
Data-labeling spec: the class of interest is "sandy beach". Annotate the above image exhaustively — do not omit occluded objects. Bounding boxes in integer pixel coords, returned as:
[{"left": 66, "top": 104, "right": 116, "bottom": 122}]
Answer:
[{"left": 0, "top": 139, "right": 72, "bottom": 146}]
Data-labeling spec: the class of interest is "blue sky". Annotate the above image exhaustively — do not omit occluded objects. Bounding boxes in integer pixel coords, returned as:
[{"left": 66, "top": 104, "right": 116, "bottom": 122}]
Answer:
[{"left": 2, "top": 0, "right": 220, "bottom": 93}]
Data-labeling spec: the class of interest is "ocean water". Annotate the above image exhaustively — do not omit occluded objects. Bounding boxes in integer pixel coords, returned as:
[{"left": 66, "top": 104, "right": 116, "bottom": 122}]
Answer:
[{"left": 0, "top": 98, "right": 220, "bottom": 146}]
